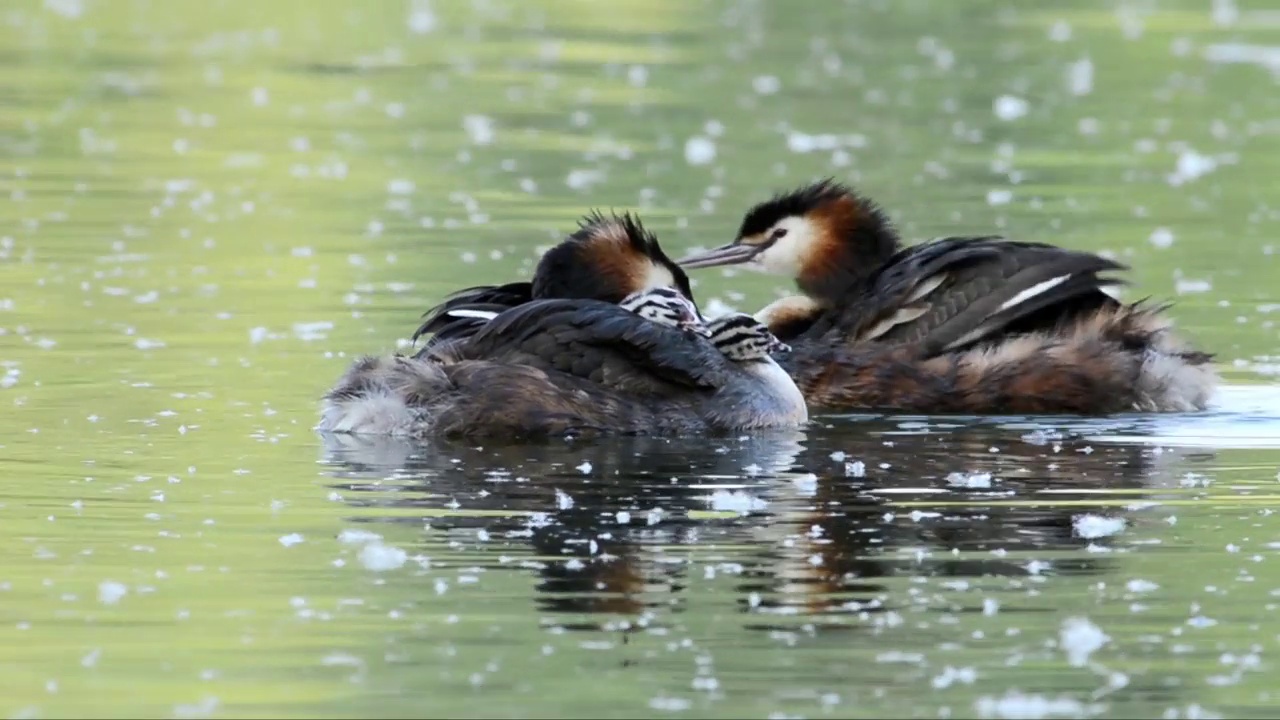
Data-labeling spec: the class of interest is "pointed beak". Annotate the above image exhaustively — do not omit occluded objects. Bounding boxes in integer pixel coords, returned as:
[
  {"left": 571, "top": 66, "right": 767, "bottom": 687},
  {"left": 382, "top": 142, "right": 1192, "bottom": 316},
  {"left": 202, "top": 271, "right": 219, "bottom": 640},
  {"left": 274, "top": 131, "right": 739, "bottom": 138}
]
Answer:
[
  {"left": 768, "top": 338, "right": 791, "bottom": 354},
  {"left": 677, "top": 241, "right": 761, "bottom": 269}
]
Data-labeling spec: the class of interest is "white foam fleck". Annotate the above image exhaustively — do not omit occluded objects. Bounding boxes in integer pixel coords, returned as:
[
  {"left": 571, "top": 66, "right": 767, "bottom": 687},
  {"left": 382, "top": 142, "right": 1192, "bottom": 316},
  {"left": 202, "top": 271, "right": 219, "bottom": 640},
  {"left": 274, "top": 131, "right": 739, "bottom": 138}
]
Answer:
[
  {"left": 98, "top": 580, "right": 128, "bottom": 605},
  {"left": 975, "top": 691, "right": 1096, "bottom": 719},
  {"left": 338, "top": 529, "right": 382, "bottom": 546},
  {"left": 1060, "top": 616, "right": 1109, "bottom": 667},
  {"left": 947, "top": 471, "right": 993, "bottom": 489},
  {"left": 752, "top": 75, "right": 781, "bottom": 94},
  {"left": 1175, "top": 278, "right": 1212, "bottom": 294},
  {"left": 407, "top": 0, "right": 436, "bottom": 34},
  {"left": 463, "top": 115, "right": 495, "bottom": 145},
  {"left": 684, "top": 136, "right": 716, "bottom": 166},
  {"left": 1066, "top": 57, "right": 1094, "bottom": 96},
  {"left": 707, "top": 489, "right": 768, "bottom": 515},
  {"left": 358, "top": 543, "right": 407, "bottom": 571},
  {"left": 292, "top": 321, "right": 333, "bottom": 341},
  {"left": 993, "top": 95, "right": 1029, "bottom": 121},
  {"left": 987, "top": 189, "right": 1013, "bottom": 206},
  {"left": 1126, "top": 579, "right": 1159, "bottom": 593},
  {"left": 1074, "top": 514, "right": 1126, "bottom": 539}
]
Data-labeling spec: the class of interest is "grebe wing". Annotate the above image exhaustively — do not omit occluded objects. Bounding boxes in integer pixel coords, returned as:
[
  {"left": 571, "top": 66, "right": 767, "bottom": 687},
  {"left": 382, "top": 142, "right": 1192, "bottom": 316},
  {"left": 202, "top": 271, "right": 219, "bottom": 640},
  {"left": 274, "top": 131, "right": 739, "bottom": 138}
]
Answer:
[
  {"left": 455, "top": 298, "right": 732, "bottom": 394},
  {"left": 828, "top": 236, "right": 1128, "bottom": 354},
  {"left": 413, "top": 281, "right": 533, "bottom": 344}
]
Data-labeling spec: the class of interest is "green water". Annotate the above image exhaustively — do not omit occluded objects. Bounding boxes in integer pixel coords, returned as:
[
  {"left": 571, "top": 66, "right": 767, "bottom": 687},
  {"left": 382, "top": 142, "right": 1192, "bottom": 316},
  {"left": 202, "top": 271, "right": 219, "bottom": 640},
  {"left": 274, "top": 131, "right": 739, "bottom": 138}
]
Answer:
[{"left": 3, "top": 0, "right": 1280, "bottom": 717}]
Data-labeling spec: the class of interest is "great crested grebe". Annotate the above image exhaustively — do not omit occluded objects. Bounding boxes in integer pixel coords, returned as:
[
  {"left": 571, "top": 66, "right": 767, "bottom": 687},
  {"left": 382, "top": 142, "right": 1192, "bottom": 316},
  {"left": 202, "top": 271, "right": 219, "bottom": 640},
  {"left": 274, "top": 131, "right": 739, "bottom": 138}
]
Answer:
[
  {"left": 678, "top": 179, "right": 1218, "bottom": 414},
  {"left": 318, "top": 267, "right": 808, "bottom": 439},
  {"left": 412, "top": 211, "right": 692, "bottom": 352}
]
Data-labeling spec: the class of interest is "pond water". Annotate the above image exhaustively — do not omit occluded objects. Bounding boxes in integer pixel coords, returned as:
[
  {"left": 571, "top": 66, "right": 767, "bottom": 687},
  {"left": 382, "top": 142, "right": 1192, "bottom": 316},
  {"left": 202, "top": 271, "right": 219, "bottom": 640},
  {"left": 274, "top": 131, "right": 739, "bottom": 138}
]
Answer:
[{"left": 3, "top": 0, "right": 1280, "bottom": 717}]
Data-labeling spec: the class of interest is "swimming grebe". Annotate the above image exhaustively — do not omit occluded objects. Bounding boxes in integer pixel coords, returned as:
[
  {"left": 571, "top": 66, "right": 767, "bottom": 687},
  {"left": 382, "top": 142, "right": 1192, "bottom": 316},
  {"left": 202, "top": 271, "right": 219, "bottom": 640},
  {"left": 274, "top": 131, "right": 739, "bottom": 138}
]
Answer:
[
  {"left": 319, "top": 284, "right": 808, "bottom": 438},
  {"left": 678, "top": 179, "right": 1218, "bottom": 414}
]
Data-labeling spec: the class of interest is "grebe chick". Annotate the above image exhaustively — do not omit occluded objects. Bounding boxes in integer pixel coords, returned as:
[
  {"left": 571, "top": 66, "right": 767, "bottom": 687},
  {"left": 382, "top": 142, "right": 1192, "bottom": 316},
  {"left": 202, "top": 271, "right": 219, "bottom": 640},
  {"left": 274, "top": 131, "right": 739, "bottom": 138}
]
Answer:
[
  {"left": 704, "top": 312, "right": 806, "bottom": 421},
  {"left": 677, "top": 179, "right": 1217, "bottom": 414},
  {"left": 706, "top": 313, "right": 791, "bottom": 361},
  {"left": 618, "top": 286, "right": 711, "bottom": 337}
]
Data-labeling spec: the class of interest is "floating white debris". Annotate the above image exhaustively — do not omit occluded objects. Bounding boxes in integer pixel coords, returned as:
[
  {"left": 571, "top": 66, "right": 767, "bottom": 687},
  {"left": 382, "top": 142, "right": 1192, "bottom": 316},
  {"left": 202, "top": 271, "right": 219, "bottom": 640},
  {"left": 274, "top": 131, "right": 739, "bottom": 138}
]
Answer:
[
  {"left": 338, "top": 528, "right": 382, "bottom": 546},
  {"left": 785, "top": 131, "right": 867, "bottom": 154},
  {"left": 359, "top": 542, "right": 407, "bottom": 571},
  {"left": 1066, "top": 57, "right": 1094, "bottom": 96},
  {"left": 44, "top": 0, "right": 85, "bottom": 19},
  {"left": 707, "top": 489, "right": 768, "bottom": 515},
  {"left": 684, "top": 136, "right": 716, "bottom": 166},
  {"left": 627, "top": 65, "right": 647, "bottom": 87},
  {"left": 845, "top": 461, "right": 866, "bottom": 477},
  {"left": 993, "top": 95, "right": 1029, "bottom": 121},
  {"left": 279, "top": 533, "right": 305, "bottom": 547},
  {"left": 947, "top": 471, "right": 993, "bottom": 489},
  {"left": 566, "top": 168, "right": 605, "bottom": 191},
  {"left": 463, "top": 115, "right": 495, "bottom": 145},
  {"left": 931, "top": 665, "right": 977, "bottom": 689},
  {"left": 1126, "top": 579, "right": 1159, "bottom": 593},
  {"left": 1060, "top": 616, "right": 1109, "bottom": 667},
  {"left": 1073, "top": 514, "right": 1126, "bottom": 539},
  {"left": 649, "top": 697, "right": 692, "bottom": 712},
  {"left": 407, "top": 0, "right": 436, "bottom": 34},
  {"left": 293, "top": 321, "right": 333, "bottom": 341},
  {"left": 752, "top": 75, "right": 781, "bottom": 94},
  {"left": 576, "top": 461, "right": 592, "bottom": 474},
  {"left": 1175, "top": 278, "right": 1212, "bottom": 295},
  {"left": 975, "top": 691, "right": 1096, "bottom": 719},
  {"left": 555, "top": 488, "right": 574, "bottom": 510},
  {"left": 791, "top": 473, "right": 818, "bottom": 496},
  {"left": 986, "top": 189, "right": 1013, "bottom": 206},
  {"left": 387, "top": 179, "right": 415, "bottom": 195},
  {"left": 1169, "top": 150, "right": 1218, "bottom": 185},
  {"left": 98, "top": 580, "right": 128, "bottom": 605},
  {"left": 1203, "top": 42, "right": 1280, "bottom": 72},
  {"left": 1149, "top": 227, "right": 1175, "bottom": 248}
]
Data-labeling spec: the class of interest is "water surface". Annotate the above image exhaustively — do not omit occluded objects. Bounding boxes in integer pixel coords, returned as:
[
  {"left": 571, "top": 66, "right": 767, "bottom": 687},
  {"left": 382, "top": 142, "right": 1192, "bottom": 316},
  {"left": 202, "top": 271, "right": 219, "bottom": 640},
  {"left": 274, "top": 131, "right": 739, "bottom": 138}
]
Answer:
[{"left": 3, "top": 0, "right": 1280, "bottom": 717}]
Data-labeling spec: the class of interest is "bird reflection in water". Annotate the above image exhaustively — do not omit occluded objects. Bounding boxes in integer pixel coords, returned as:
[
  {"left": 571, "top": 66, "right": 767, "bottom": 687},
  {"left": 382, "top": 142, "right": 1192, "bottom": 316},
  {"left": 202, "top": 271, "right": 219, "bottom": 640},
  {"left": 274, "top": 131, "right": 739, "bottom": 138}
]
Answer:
[{"left": 318, "top": 418, "right": 1212, "bottom": 636}]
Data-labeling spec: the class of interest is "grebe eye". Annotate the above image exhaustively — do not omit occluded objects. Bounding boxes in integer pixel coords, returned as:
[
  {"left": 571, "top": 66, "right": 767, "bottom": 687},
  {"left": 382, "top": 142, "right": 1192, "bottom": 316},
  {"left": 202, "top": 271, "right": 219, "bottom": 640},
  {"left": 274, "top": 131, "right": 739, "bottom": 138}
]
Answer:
[{"left": 769, "top": 227, "right": 789, "bottom": 241}]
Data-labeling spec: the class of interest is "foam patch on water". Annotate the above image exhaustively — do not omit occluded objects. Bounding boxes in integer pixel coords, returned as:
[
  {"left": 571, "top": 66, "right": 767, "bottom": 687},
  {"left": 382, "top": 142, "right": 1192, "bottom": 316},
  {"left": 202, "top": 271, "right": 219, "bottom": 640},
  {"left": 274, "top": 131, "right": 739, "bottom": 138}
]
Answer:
[{"left": 1060, "top": 617, "right": 1110, "bottom": 667}]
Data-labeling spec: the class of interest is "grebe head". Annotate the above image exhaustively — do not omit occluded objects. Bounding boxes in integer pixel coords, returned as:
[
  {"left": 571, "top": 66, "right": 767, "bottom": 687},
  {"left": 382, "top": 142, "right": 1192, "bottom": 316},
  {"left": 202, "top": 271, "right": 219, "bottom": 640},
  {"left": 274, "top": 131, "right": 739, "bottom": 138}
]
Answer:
[
  {"left": 706, "top": 313, "right": 791, "bottom": 362},
  {"left": 619, "top": 287, "right": 711, "bottom": 337},
  {"left": 677, "top": 179, "right": 900, "bottom": 300},
  {"left": 535, "top": 211, "right": 696, "bottom": 305}
]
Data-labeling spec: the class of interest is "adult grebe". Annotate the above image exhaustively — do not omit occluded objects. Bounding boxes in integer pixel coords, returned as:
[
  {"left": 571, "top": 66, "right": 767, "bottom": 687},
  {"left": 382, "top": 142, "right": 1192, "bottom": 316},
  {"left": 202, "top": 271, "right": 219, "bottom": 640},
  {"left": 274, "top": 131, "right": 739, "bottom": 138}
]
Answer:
[{"left": 678, "top": 179, "right": 1217, "bottom": 414}]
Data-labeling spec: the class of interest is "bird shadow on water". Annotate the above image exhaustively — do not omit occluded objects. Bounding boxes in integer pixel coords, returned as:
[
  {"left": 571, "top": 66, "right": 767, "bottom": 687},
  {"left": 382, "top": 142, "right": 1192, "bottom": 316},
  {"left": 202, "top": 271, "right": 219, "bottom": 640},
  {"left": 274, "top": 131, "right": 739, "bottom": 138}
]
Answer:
[{"left": 314, "top": 413, "right": 1215, "bottom": 636}]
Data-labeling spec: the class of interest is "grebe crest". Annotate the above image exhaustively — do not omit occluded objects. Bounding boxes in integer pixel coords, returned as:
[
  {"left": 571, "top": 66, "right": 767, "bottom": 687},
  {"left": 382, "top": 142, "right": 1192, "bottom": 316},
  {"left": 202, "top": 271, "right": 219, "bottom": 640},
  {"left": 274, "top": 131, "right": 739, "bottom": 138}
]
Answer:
[
  {"left": 706, "top": 313, "right": 791, "bottom": 362},
  {"left": 619, "top": 287, "right": 710, "bottom": 337},
  {"left": 536, "top": 211, "right": 695, "bottom": 303}
]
